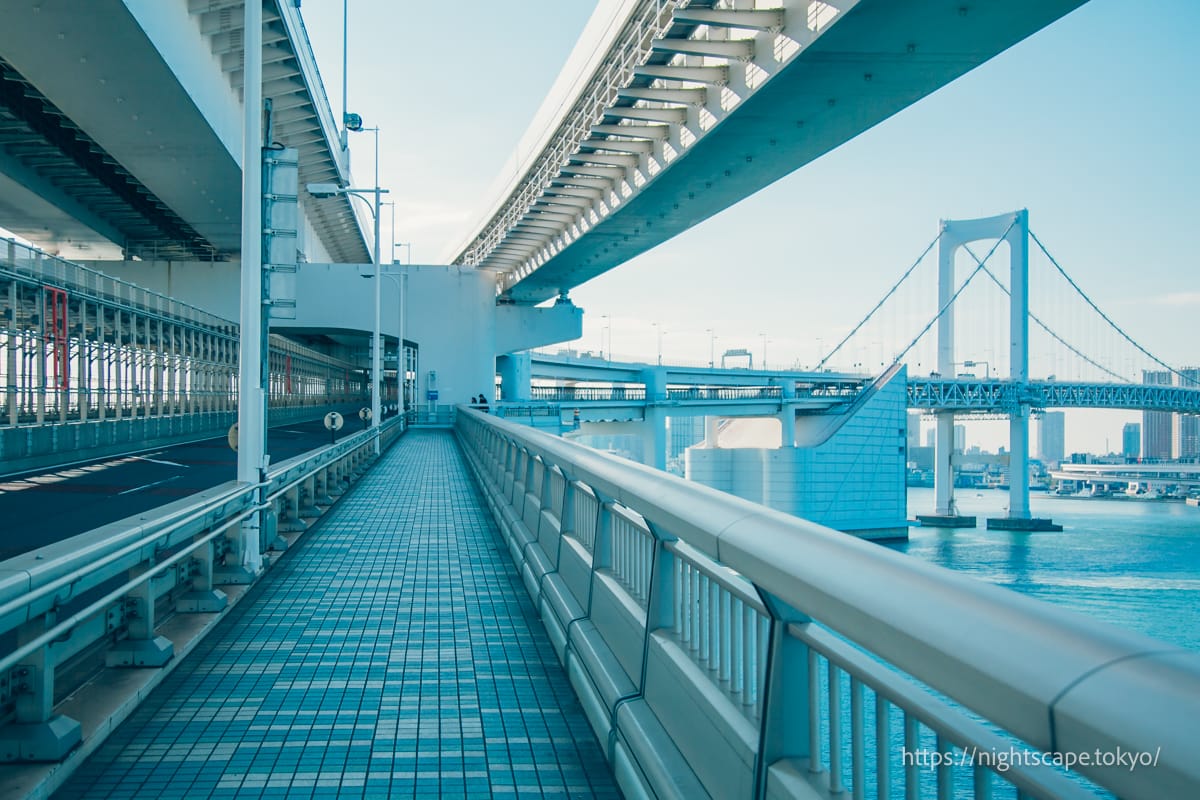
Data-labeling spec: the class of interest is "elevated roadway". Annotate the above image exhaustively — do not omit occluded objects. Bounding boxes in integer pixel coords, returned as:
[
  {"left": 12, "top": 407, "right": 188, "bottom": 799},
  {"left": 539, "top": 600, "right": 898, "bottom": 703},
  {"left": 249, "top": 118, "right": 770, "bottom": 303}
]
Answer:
[
  {"left": 453, "top": 0, "right": 1087, "bottom": 304},
  {"left": 0, "top": 0, "right": 367, "bottom": 262},
  {"left": 526, "top": 353, "right": 1200, "bottom": 415}
]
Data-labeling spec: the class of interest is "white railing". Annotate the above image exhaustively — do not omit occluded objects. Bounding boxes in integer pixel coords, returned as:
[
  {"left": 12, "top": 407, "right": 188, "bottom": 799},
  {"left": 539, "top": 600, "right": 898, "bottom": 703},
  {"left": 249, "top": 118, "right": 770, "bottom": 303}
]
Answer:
[
  {"left": 456, "top": 407, "right": 1199, "bottom": 800},
  {"left": 0, "top": 417, "right": 403, "bottom": 767}
]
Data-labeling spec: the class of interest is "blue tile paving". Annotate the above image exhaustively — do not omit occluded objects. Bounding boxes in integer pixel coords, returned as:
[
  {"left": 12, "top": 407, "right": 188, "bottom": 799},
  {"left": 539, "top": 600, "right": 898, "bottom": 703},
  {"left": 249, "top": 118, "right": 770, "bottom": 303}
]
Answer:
[{"left": 54, "top": 430, "right": 619, "bottom": 799}]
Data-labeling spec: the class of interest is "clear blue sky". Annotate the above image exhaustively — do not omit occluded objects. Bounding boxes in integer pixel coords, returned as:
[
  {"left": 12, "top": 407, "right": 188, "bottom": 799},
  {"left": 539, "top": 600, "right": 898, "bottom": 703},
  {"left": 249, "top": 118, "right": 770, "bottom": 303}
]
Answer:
[{"left": 302, "top": 0, "right": 1199, "bottom": 454}]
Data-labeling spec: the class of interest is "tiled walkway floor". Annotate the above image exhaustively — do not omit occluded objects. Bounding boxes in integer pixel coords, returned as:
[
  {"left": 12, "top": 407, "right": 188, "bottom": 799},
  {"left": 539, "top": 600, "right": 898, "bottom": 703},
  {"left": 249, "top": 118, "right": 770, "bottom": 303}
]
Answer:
[{"left": 55, "top": 430, "right": 618, "bottom": 799}]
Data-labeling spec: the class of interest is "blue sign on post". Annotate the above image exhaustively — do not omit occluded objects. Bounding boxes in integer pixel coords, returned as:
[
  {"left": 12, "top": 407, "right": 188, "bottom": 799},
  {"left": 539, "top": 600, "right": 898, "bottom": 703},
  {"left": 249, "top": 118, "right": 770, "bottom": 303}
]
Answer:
[{"left": 427, "top": 390, "right": 439, "bottom": 401}]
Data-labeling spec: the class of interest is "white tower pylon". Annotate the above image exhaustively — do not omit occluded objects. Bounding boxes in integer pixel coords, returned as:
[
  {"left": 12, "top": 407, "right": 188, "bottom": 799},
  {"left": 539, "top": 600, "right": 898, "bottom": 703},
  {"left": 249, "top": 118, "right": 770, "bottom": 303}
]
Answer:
[{"left": 933, "top": 210, "right": 1031, "bottom": 520}]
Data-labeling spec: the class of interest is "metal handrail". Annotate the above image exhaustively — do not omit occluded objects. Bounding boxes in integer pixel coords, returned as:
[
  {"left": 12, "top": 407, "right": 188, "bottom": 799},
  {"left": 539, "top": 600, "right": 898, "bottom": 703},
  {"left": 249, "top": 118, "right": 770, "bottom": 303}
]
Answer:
[
  {"left": 0, "top": 482, "right": 249, "bottom": 627},
  {"left": 0, "top": 501, "right": 259, "bottom": 676},
  {"left": 793, "top": 624, "right": 1094, "bottom": 800},
  {"left": 2, "top": 238, "right": 231, "bottom": 332},
  {"left": 0, "top": 421, "right": 389, "bottom": 642},
  {"left": 456, "top": 407, "right": 1200, "bottom": 798}
]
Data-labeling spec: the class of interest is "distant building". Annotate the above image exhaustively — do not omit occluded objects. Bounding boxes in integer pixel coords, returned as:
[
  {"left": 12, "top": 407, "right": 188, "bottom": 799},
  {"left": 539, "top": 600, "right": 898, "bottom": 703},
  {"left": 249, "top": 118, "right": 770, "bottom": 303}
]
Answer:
[
  {"left": 907, "top": 413, "right": 922, "bottom": 451},
  {"left": 1142, "top": 370, "right": 1173, "bottom": 460},
  {"left": 924, "top": 428, "right": 936, "bottom": 448},
  {"left": 1174, "top": 368, "right": 1200, "bottom": 459},
  {"left": 1122, "top": 422, "right": 1141, "bottom": 460},
  {"left": 1036, "top": 411, "right": 1065, "bottom": 465},
  {"left": 954, "top": 424, "right": 966, "bottom": 453},
  {"left": 668, "top": 415, "right": 705, "bottom": 460},
  {"left": 907, "top": 446, "right": 935, "bottom": 471}
]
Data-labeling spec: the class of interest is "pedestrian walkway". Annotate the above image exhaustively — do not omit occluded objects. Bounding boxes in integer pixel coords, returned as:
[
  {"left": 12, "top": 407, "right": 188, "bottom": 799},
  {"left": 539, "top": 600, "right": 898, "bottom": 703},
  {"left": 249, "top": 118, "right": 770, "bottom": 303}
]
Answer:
[{"left": 53, "top": 430, "right": 618, "bottom": 799}]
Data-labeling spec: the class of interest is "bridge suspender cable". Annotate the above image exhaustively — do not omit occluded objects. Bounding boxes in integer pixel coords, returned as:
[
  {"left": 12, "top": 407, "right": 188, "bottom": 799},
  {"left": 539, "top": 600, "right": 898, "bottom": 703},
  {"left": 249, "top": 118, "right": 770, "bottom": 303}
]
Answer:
[
  {"left": 816, "top": 232, "right": 940, "bottom": 371},
  {"left": 961, "top": 243, "right": 1129, "bottom": 383},
  {"left": 1029, "top": 230, "right": 1197, "bottom": 386},
  {"left": 890, "top": 218, "right": 1018, "bottom": 366}
]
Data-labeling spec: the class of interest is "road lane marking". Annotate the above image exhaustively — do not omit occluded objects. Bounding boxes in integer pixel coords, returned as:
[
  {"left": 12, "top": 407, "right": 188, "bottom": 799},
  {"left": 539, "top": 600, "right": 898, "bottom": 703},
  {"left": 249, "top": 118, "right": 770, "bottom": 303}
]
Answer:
[
  {"left": 118, "top": 475, "right": 183, "bottom": 496},
  {"left": 132, "top": 457, "right": 189, "bottom": 468}
]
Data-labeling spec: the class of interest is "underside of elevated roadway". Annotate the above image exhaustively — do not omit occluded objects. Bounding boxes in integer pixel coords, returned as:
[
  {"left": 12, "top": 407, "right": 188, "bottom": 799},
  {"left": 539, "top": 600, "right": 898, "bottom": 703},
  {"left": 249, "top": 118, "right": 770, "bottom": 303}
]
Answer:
[
  {"left": 0, "top": 0, "right": 368, "bottom": 263},
  {"left": 503, "top": 0, "right": 1087, "bottom": 305}
]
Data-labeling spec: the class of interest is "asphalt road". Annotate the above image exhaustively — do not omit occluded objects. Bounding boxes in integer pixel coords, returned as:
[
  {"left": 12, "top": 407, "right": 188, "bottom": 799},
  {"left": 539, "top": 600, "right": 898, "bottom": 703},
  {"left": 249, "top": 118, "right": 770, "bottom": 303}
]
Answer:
[{"left": 0, "top": 408, "right": 380, "bottom": 560}]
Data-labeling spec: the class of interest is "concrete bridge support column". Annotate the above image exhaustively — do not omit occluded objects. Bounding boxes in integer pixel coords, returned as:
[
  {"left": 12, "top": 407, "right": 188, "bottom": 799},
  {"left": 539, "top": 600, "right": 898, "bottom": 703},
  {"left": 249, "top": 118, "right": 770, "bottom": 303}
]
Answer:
[
  {"left": 779, "top": 380, "right": 796, "bottom": 447},
  {"left": 1010, "top": 409, "right": 1031, "bottom": 518},
  {"left": 497, "top": 352, "right": 532, "bottom": 402},
  {"left": 705, "top": 416, "right": 720, "bottom": 448},
  {"left": 934, "top": 412, "right": 956, "bottom": 516},
  {"left": 640, "top": 367, "right": 668, "bottom": 469},
  {"left": 641, "top": 366, "right": 667, "bottom": 402},
  {"left": 642, "top": 407, "right": 667, "bottom": 471}
]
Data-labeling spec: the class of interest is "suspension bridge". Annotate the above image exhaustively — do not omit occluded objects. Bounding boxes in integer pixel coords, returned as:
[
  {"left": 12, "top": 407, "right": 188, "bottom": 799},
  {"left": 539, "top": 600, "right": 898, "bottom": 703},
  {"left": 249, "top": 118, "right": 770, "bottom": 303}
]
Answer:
[{"left": 506, "top": 209, "right": 1198, "bottom": 533}]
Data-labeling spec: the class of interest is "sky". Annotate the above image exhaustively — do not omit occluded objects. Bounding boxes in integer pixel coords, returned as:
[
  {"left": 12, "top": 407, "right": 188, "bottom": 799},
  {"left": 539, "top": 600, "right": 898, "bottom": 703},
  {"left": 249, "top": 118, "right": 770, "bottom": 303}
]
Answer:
[{"left": 299, "top": 0, "right": 1200, "bottom": 455}]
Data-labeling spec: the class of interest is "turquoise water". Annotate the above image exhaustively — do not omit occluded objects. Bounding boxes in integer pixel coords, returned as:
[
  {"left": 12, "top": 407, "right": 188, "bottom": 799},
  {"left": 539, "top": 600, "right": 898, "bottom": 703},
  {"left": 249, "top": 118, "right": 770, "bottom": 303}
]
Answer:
[{"left": 899, "top": 489, "right": 1200, "bottom": 650}]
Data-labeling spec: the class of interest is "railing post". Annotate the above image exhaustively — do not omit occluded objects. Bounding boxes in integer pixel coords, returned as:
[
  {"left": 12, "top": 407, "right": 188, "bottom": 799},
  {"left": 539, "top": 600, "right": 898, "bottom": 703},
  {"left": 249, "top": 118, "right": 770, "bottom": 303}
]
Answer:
[
  {"left": 299, "top": 474, "right": 321, "bottom": 518},
  {"left": 642, "top": 521, "right": 676, "bottom": 635},
  {"left": 591, "top": 494, "right": 615, "bottom": 577},
  {"left": 315, "top": 467, "right": 334, "bottom": 506},
  {"left": 106, "top": 567, "right": 173, "bottom": 667},
  {"left": 327, "top": 460, "right": 346, "bottom": 496},
  {"left": 554, "top": 478, "right": 576, "bottom": 569},
  {"left": 753, "top": 591, "right": 814, "bottom": 800},
  {"left": 0, "top": 614, "right": 82, "bottom": 763},
  {"left": 178, "top": 541, "right": 230, "bottom": 612},
  {"left": 279, "top": 484, "right": 308, "bottom": 532}
]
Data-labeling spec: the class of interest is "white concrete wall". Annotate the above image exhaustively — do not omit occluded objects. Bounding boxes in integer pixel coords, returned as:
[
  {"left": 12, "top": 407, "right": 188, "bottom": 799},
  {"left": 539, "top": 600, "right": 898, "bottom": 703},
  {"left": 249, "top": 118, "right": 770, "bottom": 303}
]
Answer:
[
  {"left": 402, "top": 266, "right": 497, "bottom": 407},
  {"left": 686, "top": 369, "right": 908, "bottom": 539},
  {"left": 279, "top": 263, "right": 498, "bottom": 406},
  {"left": 79, "top": 257, "right": 578, "bottom": 412}
]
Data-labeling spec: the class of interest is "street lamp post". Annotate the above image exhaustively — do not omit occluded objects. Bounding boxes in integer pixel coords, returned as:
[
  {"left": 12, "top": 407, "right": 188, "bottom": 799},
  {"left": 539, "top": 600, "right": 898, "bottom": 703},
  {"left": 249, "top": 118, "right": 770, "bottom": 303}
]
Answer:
[
  {"left": 652, "top": 322, "right": 666, "bottom": 365},
  {"left": 380, "top": 269, "right": 407, "bottom": 419},
  {"left": 706, "top": 329, "right": 716, "bottom": 368},
  {"left": 307, "top": 128, "right": 388, "bottom": 453},
  {"left": 601, "top": 315, "right": 610, "bottom": 361},
  {"left": 237, "top": 0, "right": 264, "bottom": 574},
  {"left": 760, "top": 333, "right": 768, "bottom": 371}
]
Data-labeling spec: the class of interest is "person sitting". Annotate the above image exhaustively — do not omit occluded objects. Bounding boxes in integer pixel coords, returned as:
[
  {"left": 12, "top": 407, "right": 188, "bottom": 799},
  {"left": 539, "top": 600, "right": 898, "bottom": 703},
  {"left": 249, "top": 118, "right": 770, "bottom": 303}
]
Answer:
[
  {"left": 478, "top": 392, "right": 489, "bottom": 412},
  {"left": 469, "top": 395, "right": 480, "bottom": 407}
]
